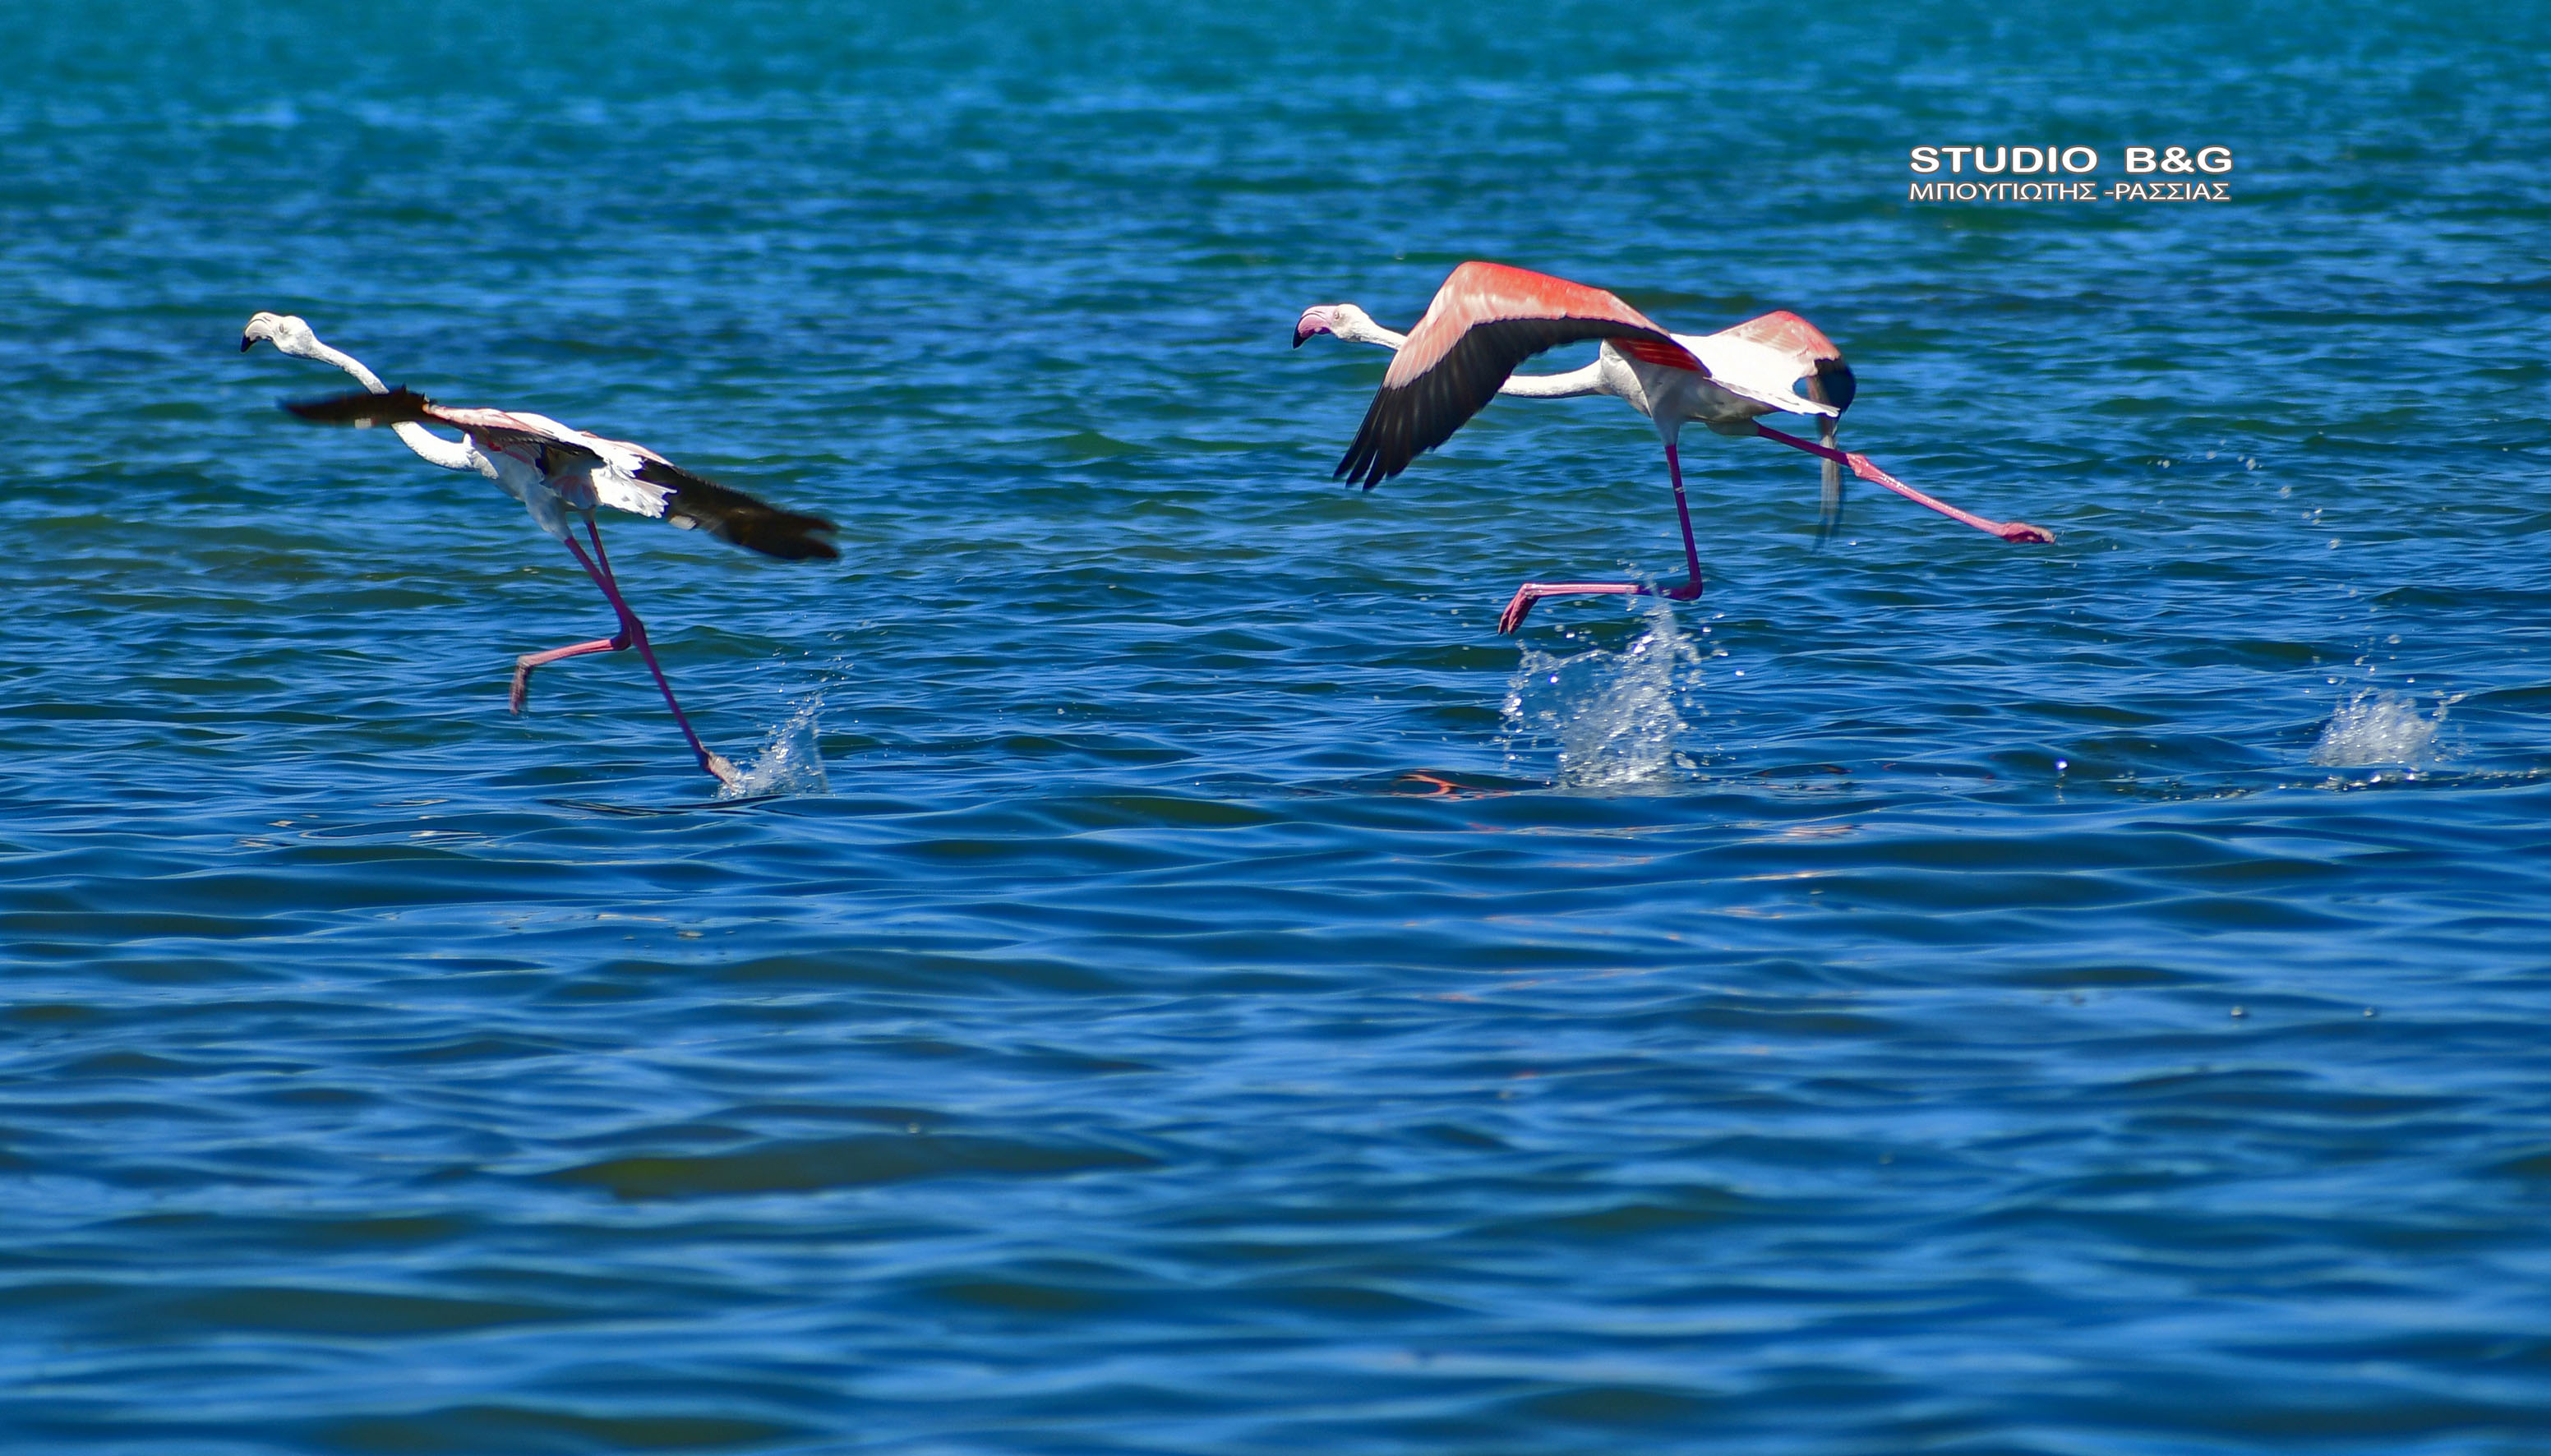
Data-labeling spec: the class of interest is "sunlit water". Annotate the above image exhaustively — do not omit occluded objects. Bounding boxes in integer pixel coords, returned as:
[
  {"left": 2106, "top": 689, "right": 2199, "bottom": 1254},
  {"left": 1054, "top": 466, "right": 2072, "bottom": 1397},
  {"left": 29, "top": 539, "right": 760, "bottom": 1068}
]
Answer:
[
  {"left": 6, "top": 2, "right": 2551, "bottom": 1453},
  {"left": 1502, "top": 600, "right": 1705, "bottom": 787},
  {"left": 2310, "top": 689, "right": 2452, "bottom": 770},
  {"left": 718, "top": 698, "right": 833, "bottom": 802}
]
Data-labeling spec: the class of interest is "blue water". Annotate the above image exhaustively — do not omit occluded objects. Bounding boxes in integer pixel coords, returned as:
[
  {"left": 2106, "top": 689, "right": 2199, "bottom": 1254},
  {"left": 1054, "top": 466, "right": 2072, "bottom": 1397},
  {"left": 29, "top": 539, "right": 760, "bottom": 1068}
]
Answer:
[{"left": 7, "top": 2, "right": 2551, "bottom": 1451}]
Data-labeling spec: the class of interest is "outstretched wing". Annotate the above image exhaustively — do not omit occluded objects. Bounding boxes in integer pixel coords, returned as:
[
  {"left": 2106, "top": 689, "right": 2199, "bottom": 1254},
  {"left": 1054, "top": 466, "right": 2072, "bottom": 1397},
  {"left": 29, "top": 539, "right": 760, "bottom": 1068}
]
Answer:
[
  {"left": 1694, "top": 311, "right": 1857, "bottom": 540},
  {"left": 477, "top": 413, "right": 837, "bottom": 560},
  {"left": 628, "top": 454, "right": 839, "bottom": 561},
  {"left": 1695, "top": 311, "right": 1857, "bottom": 417},
  {"left": 1335, "top": 262, "right": 1701, "bottom": 489},
  {"left": 287, "top": 389, "right": 835, "bottom": 560},
  {"left": 284, "top": 388, "right": 607, "bottom": 467},
  {"left": 283, "top": 385, "right": 436, "bottom": 426}
]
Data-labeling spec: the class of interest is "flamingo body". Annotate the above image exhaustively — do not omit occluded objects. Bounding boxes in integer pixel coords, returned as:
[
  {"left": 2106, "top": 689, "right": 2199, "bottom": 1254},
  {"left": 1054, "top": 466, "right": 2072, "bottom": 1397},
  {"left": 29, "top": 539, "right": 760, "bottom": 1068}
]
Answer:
[
  {"left": 241, "top": 313, "right": 836, "bottom": 786},
  {"left": 284, "top": 386, "right": 836, "bottom": 561},
  {"left": 1294, "top": 263, "right": 2048, "bottom": 632}
]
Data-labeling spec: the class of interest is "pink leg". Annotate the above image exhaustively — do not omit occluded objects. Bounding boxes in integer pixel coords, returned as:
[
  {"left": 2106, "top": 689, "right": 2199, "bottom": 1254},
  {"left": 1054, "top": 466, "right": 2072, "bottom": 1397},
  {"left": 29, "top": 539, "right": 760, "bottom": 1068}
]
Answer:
[
  {"left": 558, "top": 523, "right": 742, "bottom": 788},
  {"left": 1497, "top": 581, "right": 1653, "bottom": 634},
  {"left": 1497, "top": 442, "right": 1707, "bottom": 634},
  {"left": 511, "top": 632, "right": 630, "bottom": 713},
  {"left": 1663, "top": 440, "right": 1707, "bottom": 592},
  {"left": 1753, "top": 426, "right": 2055, "bottom": 544}
]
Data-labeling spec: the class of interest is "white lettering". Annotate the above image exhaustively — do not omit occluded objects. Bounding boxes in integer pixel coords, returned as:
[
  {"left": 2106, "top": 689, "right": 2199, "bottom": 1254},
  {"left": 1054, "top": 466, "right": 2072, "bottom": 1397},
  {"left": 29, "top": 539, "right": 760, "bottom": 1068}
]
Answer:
[{"left": 1895, "top": 147, "right": 2238, "bottom": 200}]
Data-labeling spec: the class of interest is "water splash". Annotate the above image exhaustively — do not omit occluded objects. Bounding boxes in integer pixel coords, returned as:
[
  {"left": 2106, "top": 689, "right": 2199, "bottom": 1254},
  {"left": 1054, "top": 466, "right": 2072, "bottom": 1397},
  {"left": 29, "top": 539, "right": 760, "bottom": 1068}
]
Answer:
[
  {"left": 1500, "top": 599, "right": 1704, "bottom": 787},
  {"left": 2309, "top": 689, "right": 2450, "bottom": 767},
  {"left": 719, "top": 698, "right": 830, "bottom": 799}
]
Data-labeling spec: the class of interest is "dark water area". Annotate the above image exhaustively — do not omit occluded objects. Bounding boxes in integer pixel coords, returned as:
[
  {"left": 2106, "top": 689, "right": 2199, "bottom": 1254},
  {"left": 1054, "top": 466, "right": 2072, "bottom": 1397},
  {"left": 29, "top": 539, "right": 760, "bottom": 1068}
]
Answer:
[{"left": 6, "top": 2, "right": 2551, "bottom": 1450}]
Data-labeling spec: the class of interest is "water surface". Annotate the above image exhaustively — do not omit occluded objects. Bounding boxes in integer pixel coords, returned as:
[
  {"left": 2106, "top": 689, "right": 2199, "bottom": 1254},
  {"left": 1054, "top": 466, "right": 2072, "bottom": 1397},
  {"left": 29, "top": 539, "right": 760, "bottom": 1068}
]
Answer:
[{"left": 6, "top": 2, "right": 2551, "bottom": 1451}]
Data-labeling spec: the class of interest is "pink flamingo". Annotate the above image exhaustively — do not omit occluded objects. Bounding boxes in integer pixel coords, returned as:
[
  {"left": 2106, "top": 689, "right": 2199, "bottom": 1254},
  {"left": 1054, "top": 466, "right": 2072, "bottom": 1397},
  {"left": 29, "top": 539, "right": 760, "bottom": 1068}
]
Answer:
[
  {"left": 1294, "top": 263, "right": 2054, "bottom": 632},
  {"left": 242, "top": 314, "right": 835, "bottom": 787}
]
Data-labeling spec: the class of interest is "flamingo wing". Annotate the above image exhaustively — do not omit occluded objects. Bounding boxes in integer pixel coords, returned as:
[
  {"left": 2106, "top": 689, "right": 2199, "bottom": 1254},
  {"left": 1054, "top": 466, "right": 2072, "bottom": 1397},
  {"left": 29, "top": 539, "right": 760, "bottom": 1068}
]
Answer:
[
  {"left": 625, "top": 454, "right": 840, "bottom": 561},
  {"left": 422, "top": 403, "right": 615, "bottom": 468},
  {"left": 1335, "top": 262, "right": 1701, "bottom": 488},
  {"left": 458, "top": 416, "right": 834, "bottom": 558},
  {"left": 285, "top": 389, "right": 837, "bottom": 560},
  {"left": 1695, "top": 311, "right": 1857, "bottom": 417},
  {"left": 283, "top": 389, "right": 608, "bottom": 467},
  {"left": 281, "top": 386, "right": 427, "bottom": 426},
  {"left": 1700, "top": 311, "right": 1858, "bottom": 538}
]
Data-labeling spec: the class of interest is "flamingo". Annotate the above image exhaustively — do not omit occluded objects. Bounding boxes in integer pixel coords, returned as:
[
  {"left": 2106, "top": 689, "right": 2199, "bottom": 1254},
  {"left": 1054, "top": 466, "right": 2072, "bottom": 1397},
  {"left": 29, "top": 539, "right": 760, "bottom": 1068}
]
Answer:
[
  {"left": 239, "top": 313, "right": 837, "bottom": 788},
  {"left": 1294, "top": 262, "right": 2054, "bottom": 633}
]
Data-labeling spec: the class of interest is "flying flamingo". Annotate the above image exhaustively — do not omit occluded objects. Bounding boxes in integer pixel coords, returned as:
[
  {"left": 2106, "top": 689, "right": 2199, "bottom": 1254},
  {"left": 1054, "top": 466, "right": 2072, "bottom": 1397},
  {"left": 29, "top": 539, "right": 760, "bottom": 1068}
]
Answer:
[
  {"left": 1294, "top": 262, "right": 2054, "bottom": 632},
  {"left": 240, "top": 313, "right": 836, "bottom": 788}
]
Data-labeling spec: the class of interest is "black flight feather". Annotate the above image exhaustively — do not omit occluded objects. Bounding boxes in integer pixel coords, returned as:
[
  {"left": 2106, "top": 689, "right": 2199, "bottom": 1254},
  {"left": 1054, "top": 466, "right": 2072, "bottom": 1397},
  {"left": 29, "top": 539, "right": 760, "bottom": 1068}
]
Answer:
[
  {"left": 633, "top": 458, "right": 840, "bottom": 562},
  {"left": 1334, "top": 318, "right": 1682, "bottom": 488},
  {"left": 283, "top": 385, "right": 435, "bottom": 427}
]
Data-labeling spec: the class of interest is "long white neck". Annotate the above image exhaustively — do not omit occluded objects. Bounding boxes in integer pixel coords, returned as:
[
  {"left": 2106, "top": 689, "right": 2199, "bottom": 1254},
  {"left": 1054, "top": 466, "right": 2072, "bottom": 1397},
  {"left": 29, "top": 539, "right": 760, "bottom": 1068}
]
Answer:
[
  {"left": 1330, "top": 308, "right": 1409, "bottom": 350},
  {"left": 385, "top": 420, "right": 485, "bottom": 475},
  {"left": 303, "top": 339, "right": 390, "bottom": 393},
  {"left": 1496, "top": 362, "right": 1607, "bottom": 399},
  {"left": 291, "top": 333, "right": 480, "bottom": 473}
]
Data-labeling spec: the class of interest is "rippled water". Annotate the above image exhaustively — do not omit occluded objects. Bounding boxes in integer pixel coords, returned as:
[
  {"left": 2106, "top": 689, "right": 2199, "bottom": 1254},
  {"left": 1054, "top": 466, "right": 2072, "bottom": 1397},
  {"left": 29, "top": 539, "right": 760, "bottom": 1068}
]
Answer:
[{"left": 7, "top": 2, "right": 2551, "bottom": 1451}]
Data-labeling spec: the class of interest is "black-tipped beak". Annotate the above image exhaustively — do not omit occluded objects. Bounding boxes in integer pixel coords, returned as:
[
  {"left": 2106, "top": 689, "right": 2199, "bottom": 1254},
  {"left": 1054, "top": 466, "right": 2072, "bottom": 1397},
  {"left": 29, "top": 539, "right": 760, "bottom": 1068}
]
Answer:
[
  {"left": 238, "top": 335, "right": 254, "bottom": 352},
  {"left": 1291, "top": 332, "right": 1307, "bottom": 348}
]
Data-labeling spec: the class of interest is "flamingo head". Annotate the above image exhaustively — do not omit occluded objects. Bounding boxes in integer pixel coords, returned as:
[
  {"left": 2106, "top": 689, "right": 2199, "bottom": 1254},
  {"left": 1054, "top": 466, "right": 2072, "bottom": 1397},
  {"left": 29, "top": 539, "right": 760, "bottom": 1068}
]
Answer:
[
  {"left": 241, "top": 311, "right": 321, "bottom": 357},
  {"left": 1294, "top": 302, "right": 1386, "bottom": 348},
  {"left": 1806, "top": 355, "right": 1858, "bottom": 414}
]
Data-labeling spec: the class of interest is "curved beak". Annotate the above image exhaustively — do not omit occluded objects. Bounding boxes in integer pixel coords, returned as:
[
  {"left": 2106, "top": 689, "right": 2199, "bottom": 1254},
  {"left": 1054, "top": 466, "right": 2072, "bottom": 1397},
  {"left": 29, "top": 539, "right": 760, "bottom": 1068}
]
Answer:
[
  {"left": 1293, "top": 306, "right": 1336, "bottom": 348},
  {"left": 238, "top": 335, "right": 255, "bottom": 352}
]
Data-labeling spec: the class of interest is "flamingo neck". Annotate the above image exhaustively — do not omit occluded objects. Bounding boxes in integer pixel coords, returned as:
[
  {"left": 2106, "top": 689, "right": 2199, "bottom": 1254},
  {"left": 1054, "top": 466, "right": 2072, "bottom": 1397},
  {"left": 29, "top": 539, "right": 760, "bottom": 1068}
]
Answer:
[
  {"left": 1498, "top": 362, "right": 1609, "bottom": 400},
  {"left": 287, "top": 331, "right": 482, "bottom": 474},
  {"left": 1333, "top": 310, "right": 1408, "bottom": 349},
  {"left": 295, "top": 338, "right": 390, "bottom": 394}
]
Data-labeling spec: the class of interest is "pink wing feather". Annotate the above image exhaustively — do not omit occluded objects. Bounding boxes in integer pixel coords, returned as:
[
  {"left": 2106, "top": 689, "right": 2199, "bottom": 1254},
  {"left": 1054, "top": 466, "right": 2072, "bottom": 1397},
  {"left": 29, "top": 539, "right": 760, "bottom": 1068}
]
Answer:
[
  {"left": 1712, "top": 310, "right": 1842, "bottom": 365},
  {"left": 1338, "top": 262, "right": 1702, "bottom": 487},
  {"left": 1709, "top": 310, "right": 1857, "bottom": 413}
]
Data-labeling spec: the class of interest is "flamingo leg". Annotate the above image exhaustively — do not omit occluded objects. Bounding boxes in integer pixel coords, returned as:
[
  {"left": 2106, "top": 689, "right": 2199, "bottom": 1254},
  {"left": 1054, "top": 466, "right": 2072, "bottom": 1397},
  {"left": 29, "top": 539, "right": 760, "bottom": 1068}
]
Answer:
[
  {"left": 556, "top": 522, "right": 743, "bottom": 788},
  {"left": 1663, "top": 440, "right": 1706, "bottom": 590},
  {"left": 1753, "top": 425, "right": 2055, "bottom": 544},
  {"left": 510, "top": 632, "right": 630, "bottom": 713},
  {"left": 1496, "top": 442, "right": 1707, "bottom": 634}
]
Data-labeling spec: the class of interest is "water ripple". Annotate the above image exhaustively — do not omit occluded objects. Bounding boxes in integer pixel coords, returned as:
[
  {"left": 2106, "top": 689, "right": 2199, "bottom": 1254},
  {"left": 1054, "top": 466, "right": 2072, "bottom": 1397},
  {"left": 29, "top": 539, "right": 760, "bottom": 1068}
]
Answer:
[{"left": 5, "top": 1, "right": 2551, "bottom": 1452}]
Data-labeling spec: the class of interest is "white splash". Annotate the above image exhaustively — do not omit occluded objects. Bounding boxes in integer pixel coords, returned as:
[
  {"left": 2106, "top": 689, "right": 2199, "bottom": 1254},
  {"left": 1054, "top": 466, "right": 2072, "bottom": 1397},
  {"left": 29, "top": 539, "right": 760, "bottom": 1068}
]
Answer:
[
  {"left": 2309, "top": 689, "right": 2449, "bottom": 768},
  {"left": 719, "top": 698, "right": 830, "bottom": 799},
  {"left": 1501, "top": 599, "right": 1704, "bottom": 787}
]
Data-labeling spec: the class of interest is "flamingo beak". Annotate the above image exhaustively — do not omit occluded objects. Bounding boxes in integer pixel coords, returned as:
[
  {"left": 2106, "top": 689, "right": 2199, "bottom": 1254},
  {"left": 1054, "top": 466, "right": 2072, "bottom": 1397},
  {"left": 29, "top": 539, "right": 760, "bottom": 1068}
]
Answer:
[
  {"left": 239, "top": 335, "right": 255, "bottom": 352},
  {"left": 1292, "top": 306, "right": 1335, "bottom": 348}
]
